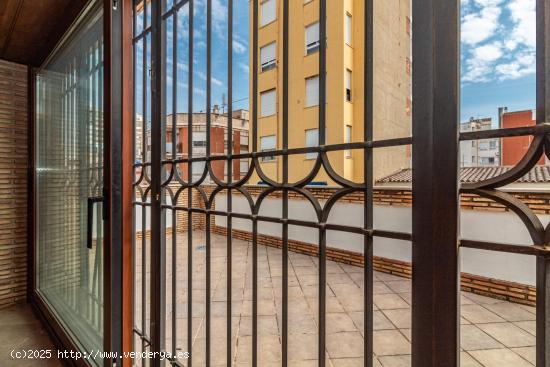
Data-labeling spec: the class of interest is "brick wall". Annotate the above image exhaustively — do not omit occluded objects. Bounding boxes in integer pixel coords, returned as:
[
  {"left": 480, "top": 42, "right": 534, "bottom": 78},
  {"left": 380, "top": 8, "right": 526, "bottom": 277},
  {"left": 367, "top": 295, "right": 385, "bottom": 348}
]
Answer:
[
  {"left": 182, "top": 185, "right": 544, "bottom": 306},
  {"left": 0, "top": 60, "right": 28, "bottom": 309}
]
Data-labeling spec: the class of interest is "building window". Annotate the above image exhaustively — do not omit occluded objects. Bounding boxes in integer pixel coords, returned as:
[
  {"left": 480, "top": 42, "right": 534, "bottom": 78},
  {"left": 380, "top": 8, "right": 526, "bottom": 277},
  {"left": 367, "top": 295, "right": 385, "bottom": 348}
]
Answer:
[
  {"left": 260, "top": 89, "right": 276, "bottom": 117},
  {"left": 345, "top": 69, "right": 352, "bottom": 102},
  {"left": 305, "top": 22, "right": 320, "bottom": 55},
  {"left": 345, "top": 125, "right": 352, "bottom": 158},
  {"left": 489, "top": 140, "right": 497, "bottom": 149},
  {"left": 305, "top": 76, "right": 319, "bottom": 107},
  {"left": 260, "top": 135, "right": 276, "bottom": 161},
  {"left": 345, "top": 13, "right": 352, "bottom": 46},
  {"left": 240, "top": 159, "right": 249, "bottom": 174},
  {"left": 261, "top": 0, "right": 276, "bottom": 27},
  {"left": 192, "top": 161, "right": 206, "bottom": 181},
  {"left": 193, "top": 131, "right": 207, "bottom": 147},
  {"left": 305, "top": 129, "right": 319, "bottom": 159},
  {"left": 260, "top": 42, "right": 276, "bottom": 72}
]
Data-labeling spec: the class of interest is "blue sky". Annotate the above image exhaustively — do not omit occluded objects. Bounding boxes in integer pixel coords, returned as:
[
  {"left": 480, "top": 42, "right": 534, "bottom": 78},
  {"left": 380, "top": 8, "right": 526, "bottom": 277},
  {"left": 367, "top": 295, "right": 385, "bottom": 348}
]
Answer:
[
  {"left": 137, "top": 0, "right": 537, "bottom": 127},
  {"left": 461, "top": 0, "right": 536, "bottom": 124}
]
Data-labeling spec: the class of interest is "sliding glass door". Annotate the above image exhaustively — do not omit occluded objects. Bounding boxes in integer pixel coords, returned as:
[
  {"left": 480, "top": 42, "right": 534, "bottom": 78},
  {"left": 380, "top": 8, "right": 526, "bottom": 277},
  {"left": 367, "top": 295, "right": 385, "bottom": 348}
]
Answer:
[{"left": 35, "top": 1, "right": 105, "bottom": 363}]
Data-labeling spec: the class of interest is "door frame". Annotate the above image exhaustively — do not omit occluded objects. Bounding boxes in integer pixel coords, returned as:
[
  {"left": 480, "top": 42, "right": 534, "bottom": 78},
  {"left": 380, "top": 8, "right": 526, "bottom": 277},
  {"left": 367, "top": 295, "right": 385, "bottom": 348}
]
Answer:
[{"left": 28, "top": 0, "right": 134, "bottom": 365}]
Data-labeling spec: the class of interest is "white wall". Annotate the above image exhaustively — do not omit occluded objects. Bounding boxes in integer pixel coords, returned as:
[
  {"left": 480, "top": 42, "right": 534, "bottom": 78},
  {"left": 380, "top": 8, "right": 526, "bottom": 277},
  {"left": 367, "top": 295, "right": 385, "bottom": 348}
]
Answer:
[
  {"left": 215, "top": 193, "right": 549, "bottom": 286},
  {"left": 134, "top": 197, "right": 174, "bottom": 232}
]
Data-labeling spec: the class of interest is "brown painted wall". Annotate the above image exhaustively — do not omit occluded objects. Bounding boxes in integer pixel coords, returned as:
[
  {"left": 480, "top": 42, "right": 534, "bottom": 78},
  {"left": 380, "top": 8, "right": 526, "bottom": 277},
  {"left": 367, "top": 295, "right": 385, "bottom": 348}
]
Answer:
[{"left": 0, "top": 60, "right": 28, "bottom": 309}]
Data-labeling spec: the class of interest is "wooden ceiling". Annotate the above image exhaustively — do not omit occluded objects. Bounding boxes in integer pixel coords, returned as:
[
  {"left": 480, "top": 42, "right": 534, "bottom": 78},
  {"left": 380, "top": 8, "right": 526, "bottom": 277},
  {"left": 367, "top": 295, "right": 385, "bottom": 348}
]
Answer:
[{"left": 0, "top": 0, "right": 89, "bottom": 67}]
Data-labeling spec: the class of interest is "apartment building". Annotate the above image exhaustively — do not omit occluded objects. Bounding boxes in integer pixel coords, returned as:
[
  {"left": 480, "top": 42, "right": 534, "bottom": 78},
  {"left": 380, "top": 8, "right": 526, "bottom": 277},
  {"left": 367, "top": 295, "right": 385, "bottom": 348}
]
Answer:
[
  {"left": 460, "top": 117, "right": 500, "bottom": 167},
  {"left": 167, "top": 109, "right": 250, "bottom": 182},
  {"left": 500, "top": 108, "right": 546, "bottom": 166},
  {"left": 136, "top": 110, "right": 250, "bottom": 183},
  {"left": 251, "top": 0, "right": 412, "bottom": 184}
]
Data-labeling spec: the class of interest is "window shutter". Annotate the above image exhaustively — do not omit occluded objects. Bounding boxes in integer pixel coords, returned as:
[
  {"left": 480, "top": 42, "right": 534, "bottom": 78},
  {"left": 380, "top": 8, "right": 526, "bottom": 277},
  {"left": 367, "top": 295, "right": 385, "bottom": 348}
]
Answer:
[
  {"left": 305, "top": 22, "right": 320, "bottom": 54},
  {"left": 260, "top": 89, "right": 276, "bottom": 117},
  {"left": 345, "top": 13, "right": 352, "bottom": 45},
  {"left": 261, "top": 0, "right": 276, "bottom": 26},
  {"left": 305, "top": 76, "right": 319, "bottom": 107},
  {"left": 345, "top": 125, "right": 352, "bottom": 157},
  {"left": 305, "top": 129, "right": 319, "bottom": 159},
  {"left": 346, "top": 70, "right": 352, "bottom": 101},
  {"left": 260, "top": 42, "right": 276, "bottom": 71}
]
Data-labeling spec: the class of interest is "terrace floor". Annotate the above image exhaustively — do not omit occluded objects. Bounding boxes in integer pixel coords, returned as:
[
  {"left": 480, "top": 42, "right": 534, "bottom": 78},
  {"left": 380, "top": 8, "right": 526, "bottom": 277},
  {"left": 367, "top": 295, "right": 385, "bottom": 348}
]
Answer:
[{"left": 134, "top": 231, "right": 538, "bottom": 367}]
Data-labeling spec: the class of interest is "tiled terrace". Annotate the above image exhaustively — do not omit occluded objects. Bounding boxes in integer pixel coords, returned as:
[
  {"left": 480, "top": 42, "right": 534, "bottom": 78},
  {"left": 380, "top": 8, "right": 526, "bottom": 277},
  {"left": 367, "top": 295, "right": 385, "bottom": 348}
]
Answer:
[{"left": 135, "top": 231, "right": 537, "bottom": 367}]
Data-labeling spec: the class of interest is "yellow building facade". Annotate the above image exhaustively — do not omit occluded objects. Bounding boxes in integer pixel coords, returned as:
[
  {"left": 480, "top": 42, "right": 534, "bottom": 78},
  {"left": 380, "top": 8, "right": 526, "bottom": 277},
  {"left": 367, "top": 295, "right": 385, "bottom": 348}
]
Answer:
[{"left": 251, "top": 0, "right": 411, "bottom": 184}]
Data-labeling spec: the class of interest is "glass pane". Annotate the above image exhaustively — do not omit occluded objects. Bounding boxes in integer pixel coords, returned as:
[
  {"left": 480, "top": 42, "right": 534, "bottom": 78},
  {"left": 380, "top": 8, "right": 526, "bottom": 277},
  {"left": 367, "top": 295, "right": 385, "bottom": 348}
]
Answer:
[{"left": 35, "top": 1, "right": 104, "bottom": 363}]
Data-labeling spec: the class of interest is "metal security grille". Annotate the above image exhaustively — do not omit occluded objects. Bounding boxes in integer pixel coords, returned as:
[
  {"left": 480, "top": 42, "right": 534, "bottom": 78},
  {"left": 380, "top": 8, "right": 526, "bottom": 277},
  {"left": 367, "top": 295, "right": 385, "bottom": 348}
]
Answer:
[{"left": 130, "top": 1, "right": 550, "bottom": 367}]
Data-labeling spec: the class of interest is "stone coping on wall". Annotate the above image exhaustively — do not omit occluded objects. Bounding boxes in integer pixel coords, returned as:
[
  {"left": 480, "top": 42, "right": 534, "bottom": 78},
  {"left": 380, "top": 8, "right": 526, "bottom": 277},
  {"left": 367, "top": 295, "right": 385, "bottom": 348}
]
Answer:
[{"left": 179, "top": 184, "right": 550, "bottom": 215}]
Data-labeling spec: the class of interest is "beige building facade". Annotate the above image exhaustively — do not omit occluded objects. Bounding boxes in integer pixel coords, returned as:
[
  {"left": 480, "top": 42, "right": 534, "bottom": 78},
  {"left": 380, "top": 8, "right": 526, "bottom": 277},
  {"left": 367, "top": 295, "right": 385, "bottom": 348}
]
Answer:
[{"left": 251, "top": 0, "right": 412, "bottom": 184}]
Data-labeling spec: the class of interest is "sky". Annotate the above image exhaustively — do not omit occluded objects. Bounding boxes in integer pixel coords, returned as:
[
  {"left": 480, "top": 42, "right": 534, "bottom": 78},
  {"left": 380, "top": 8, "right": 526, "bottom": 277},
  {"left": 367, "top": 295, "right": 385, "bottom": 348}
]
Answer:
[
  {"left": 136, "top": 0, "right": 537, "bottom": 127},
  {"left": 460, "top": 0, "right": 536, "bottom": 124}
]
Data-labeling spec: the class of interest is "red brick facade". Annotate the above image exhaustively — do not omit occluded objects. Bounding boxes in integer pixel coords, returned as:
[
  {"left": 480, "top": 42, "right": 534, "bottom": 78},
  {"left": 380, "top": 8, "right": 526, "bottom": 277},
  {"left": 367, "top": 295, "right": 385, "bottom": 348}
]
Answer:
[{"left": 502, "top": 109, "right": 544, "bottom": 166}]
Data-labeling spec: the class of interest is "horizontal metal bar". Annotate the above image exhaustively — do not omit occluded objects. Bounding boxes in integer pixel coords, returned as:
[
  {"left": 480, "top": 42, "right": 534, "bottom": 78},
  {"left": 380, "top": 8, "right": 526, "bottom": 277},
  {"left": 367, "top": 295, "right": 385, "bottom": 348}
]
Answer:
[
  {"left": 163, "top": 205, "right": 412, "bottom": 241},
  {"left": 133, "top": 201, "right": 152, "bottom": 206},
  {"left": 460, "top": 239, "right": 550, "bottom": 257},
  {"left": 372, "top": 229, "right": 412, "bottom": 241},
  {"left": 459, "top": 123, "right": 550, "bottom": 141},
  {"left": 161, "top": 0, "right": 189, "bottom": 20},
  {"left": 132, "top": 26, "right": 152, "bottom": 43},
  {"left": 162, "top": 138, "right": 413, "bottom": 165},
  {"left": 134, "top": 161, "right": 152, "bottom": 168}
]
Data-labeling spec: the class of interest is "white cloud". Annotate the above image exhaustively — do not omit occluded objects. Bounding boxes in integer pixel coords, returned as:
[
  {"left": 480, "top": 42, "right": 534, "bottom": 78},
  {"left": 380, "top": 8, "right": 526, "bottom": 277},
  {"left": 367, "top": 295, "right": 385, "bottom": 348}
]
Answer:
[
  {"left": 233, "top": 39, "right": 247, "bottom": 54},
  {"left": 461, "top": 0, "right": 536, "bottom": 84},
  {"left": 507, "top": 0, "right": 536, "bottom": 49},
  {"left": 473, "top": 42, "right": 503, "bottom": 62},
  {"left": 495, "top": 50, "right": 535, "bottom": 80},
  {"left": 461, "top": 6, "right": 501, "bottom": 45}
]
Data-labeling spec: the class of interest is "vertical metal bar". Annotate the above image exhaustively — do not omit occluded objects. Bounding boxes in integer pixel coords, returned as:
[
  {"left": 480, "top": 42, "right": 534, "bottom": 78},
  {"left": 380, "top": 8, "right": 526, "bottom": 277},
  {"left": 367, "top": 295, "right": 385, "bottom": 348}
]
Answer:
[
  {"left": 227, "top": 0, "right": 234, "bottom": 365},
  {"left": 536, "top": 0, "right": 550, "bottom": 365},
  {"left": 411, "top": 0, "right": 460, "bottom": 366},
  {"left": 141, "top": 6, "right": 149, "bottom": 354},
  {"left": 143, "top": 1, "right": 148, "bottom": 162},
  {"left": 252, "top": 218, "right": 258, "bottom": 367},
  {"left": 318, "top": 0, "right": 326, "bottom": 145},
  {"left": 252, "top": 0, "right": 258, "bottom": 153},
  {"left": 282, "top": 0, "right": 289, "bottom": 366},
  {"left": 363, "top": 0, "right": 374, "bottom": 365},
  {"left": 150, "top": 0, "right": 167, "bottom": 364},
  {"left": 107, "top": 0, "right": 125, "bottom": 362},
  {"left": 252, "top": 1, "right": 259, "bottom": 366},
  {"left": 206, "top": 0, "right": 212, "bottom": 365},
  {"left": 318, "top": 0, "right": 327, "bottom": 366},
  {"left": 537, "top": 257, "right": 550, "bottom": 366},
  {"left": 187, "top": 1, "right": 195, "bottom": 366},
  {"left": 171, "top": 4, "right": 178, "bottom": 359}
]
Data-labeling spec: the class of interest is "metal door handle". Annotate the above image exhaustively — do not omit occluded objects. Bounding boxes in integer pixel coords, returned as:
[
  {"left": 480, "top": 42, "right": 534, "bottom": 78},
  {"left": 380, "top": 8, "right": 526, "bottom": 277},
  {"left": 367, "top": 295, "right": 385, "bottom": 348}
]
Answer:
[{"left": 87, "top": 196, "right": 104, "bottom": 249}]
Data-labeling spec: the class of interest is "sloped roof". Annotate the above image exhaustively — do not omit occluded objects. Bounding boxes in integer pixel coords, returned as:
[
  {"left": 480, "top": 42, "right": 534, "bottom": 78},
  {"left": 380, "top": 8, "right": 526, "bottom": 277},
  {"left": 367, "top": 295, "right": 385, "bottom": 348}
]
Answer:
[{"left": 376, "top": 166, "right": 550, "bottom": 184}]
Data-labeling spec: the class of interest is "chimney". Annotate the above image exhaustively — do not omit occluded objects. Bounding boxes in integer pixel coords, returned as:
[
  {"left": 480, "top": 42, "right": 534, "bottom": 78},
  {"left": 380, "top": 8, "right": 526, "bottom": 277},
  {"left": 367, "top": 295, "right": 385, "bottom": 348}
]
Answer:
[
  {"left": 213, "top": 104, "right": 219, "bottom": 115},
  {"left": 497, "top": 106, "right": 507, "bottom": 129},
  {"left": 497, "top": 106, "right": 507, "bottom": 166}
]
